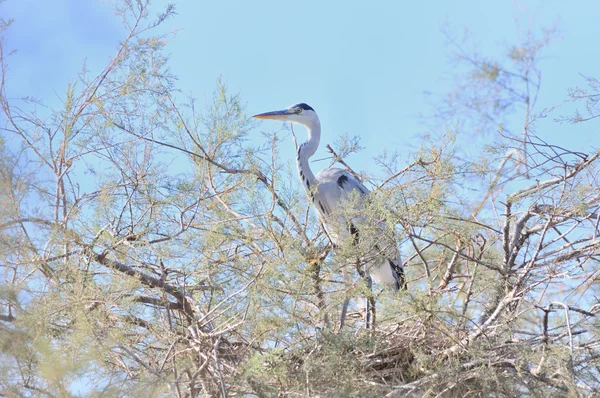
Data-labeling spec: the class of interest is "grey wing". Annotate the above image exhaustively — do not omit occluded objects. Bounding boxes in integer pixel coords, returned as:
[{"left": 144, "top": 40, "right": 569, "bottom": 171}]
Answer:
[
  {"left": 335, "top": 172, "right": 370, "bottom": 240},
  {"left": 318, "top": 169, "right": 407, "bottom": 291},
  {"left": 316, "top": 168, "right": 370, "bottom": 201},
  {"left": 334, "top": 170, "right": 370, "bottom": 198},
  {"left": 313, "top": 168, "right": 368, "bottom": 244},
  {"left": 313, "top": 168, "right": 369, "bottom": 214}
]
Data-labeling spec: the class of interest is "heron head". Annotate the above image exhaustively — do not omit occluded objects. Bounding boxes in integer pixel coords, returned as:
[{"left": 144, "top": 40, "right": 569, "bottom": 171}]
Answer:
[{"left": 253, "top": 103, "right": 318, "bottom": 126}]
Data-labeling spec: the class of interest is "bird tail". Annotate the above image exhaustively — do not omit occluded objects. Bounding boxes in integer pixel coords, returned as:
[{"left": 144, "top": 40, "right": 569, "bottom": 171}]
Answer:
[{"left": 390, "top": 259, "right": 407, "bottom": 292}]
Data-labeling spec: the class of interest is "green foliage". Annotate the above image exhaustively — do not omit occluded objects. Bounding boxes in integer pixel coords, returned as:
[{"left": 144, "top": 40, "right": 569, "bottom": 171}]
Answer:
[
  {"left": 1, "top": 2, "right": 600, "bottom": 397},
  {"left": 241, "top": 331, "right": 399, "bottom": 397}
]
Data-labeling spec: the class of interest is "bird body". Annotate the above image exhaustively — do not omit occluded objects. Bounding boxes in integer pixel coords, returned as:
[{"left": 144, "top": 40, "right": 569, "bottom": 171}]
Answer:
[
  {"left": 254, "top": 103, "right": 405, "bottom": 292},
  {"left": 313, "top": 167, "right": 404, "bottom": 291}
]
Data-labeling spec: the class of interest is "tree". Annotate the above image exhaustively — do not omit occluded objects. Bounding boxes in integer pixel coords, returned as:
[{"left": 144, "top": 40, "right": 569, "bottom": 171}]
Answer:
[{"left": 1, "top": 2, "right": 599, "bottom": 397}]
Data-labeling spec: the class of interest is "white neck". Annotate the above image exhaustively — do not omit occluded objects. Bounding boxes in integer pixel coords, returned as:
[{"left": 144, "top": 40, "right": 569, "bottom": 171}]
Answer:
[{"left": 296, "top": 119, "right": 321, "bottom": 195}]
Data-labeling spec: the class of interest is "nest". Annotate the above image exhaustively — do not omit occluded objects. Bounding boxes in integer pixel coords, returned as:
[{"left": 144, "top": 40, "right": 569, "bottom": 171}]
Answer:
[{"left": 362, "top": 319, "right": 463, "bottom": 385}]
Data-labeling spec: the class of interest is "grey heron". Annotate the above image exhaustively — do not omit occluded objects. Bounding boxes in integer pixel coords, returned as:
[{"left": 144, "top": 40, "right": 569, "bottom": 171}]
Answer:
[{"left": 253, "top": 103, "right": 406, "bottom": 325}]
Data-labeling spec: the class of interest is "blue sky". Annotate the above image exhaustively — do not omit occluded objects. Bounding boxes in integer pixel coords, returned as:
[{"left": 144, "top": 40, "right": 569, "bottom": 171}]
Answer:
[{"left": 1, "top": 0, "right": 599, "bottom": 169}]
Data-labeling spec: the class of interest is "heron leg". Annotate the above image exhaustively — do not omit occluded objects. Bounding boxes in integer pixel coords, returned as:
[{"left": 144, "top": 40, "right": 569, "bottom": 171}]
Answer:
[
  {"left": 355, "top": 260, "right": 375, "bottom": 330},
  {"left": 338, "top": 269, "right": 351, "bottom": 332},
  {"left": 365, "top": 275, "right": 375, "bottom": 330}
]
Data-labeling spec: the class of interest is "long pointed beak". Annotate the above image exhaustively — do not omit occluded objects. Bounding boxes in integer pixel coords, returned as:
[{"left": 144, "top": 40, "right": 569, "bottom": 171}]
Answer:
[{"left": 252, "top": 109, "right": 292, "bottom": 120}]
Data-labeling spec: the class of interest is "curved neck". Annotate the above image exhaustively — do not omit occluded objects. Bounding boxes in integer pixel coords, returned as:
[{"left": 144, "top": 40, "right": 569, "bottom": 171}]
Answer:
[{"left": 296, "top": 120, "right": 321, "bottom": 194}]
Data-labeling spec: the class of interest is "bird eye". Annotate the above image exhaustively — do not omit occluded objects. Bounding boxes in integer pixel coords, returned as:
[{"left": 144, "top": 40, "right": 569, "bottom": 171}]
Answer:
[{"left": 296, "top": 108, "right": 303, "bottom": 114}]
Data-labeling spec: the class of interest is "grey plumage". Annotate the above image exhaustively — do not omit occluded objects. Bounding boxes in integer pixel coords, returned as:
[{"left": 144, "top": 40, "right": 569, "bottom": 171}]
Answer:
[{"left": 253, "top": 103, "right": 406, "bottom": 292}]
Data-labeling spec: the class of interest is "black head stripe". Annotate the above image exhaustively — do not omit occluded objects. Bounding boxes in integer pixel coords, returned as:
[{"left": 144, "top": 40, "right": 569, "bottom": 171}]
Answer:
[{"left": 297, "top": 103, "right": 314, "bottom": 111}]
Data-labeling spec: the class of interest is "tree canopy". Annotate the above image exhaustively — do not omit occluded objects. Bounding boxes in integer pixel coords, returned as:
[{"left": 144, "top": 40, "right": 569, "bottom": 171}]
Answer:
[{"left": 1, "top": 2, "right": 600, "bottom": 397}]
